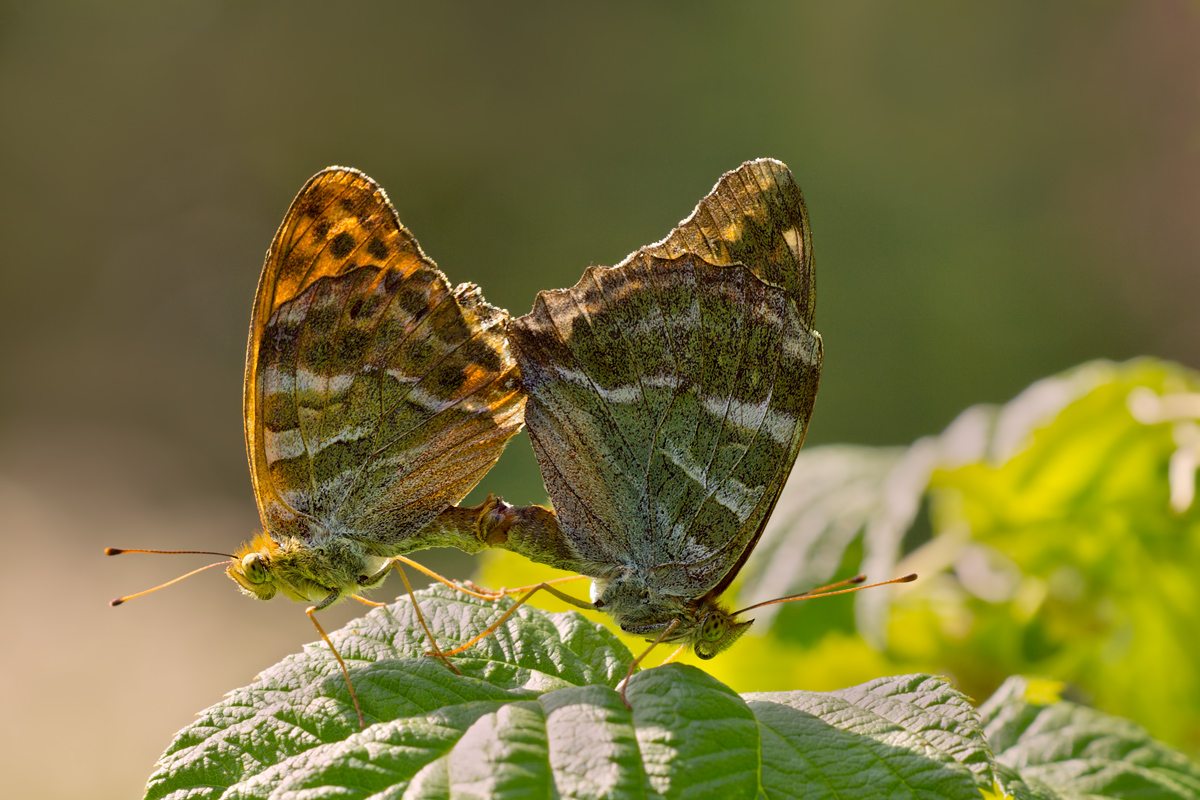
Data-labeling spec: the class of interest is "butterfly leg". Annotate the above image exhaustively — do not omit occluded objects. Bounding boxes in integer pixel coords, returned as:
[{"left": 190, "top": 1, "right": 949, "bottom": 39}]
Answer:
[
  {"left": 389, "top": 558, "right": 463, "bottom": 674},
  {"left": 385, "top": 554, "right": 507, "bottom": 601},
  {"left": 419, "top": 497, "right": 576, "bottom": 601},
  {"left": 617, "top": 619, "right": 681, "bottom": 709},
  {"left": 434, "top": 580, "right": 597, "bottom": 658},
  {"left": 463, "top": 573, "right": 590, "bottom": 601},
  {"left": 304, "top": 591, "right": 367, "bottom": 730},
  {"left": 349, "top": 559, "right": 464, "bottom": 675},
  {"left": 658, "top": 643, "right": 689, "bottom": 665}
]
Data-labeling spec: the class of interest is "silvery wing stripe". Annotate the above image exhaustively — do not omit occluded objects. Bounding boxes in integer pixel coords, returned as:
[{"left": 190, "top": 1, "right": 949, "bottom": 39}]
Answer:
[
  {"left": 264, "top": 426, "right": 306, "bottom": 463},
  {"left": 542, "top": 363, "right": 649, "bottom": 406},
  {"left": 383, "top": 366, "right": 421, "bottom": 387},
  {"left": 335, "top": 363, "right": 522, "bottom": 521},
  {"left": 649, "top": 269, "right": 795, "bottom": 579},
  {"left": 260, "top": 366, "right": 296, "bottom": 396},
  {"left": 700, "top": 395, "right": 800, "bottom": 447},
  {"left": 657, "top": 443, "right": 764, "bottom": 521},
  {"left": 277, "top": 421, "right": 375, "bottom": 460},
  {"left": 784, "top": 329, "right": 822, "bottom": 365},
  {"left": 668, "top": 476, "right": 765, "bottom": 548},
  {"left": 512, "top": 292, "right": 647, "bottom": 542},
  {"left": 644, "top": 374, "right": 683, "bottom": 390},
  {"left": 294, "top": 367, "right": 355, "bottom": 399},
  {"left": 782, "top": 227, "right": 804, "bottom": 262},
  {"left": 711, "top": 476, "right": 766, "bottom": 523}
]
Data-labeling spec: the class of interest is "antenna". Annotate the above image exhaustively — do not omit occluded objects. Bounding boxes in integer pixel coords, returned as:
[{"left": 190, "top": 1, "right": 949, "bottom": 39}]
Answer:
[
  {"left": 733, "top": 572, "right": 918, "bottom": 617},
  {"left": 105, "top": 547, "right": 235, "bottom": 606}
]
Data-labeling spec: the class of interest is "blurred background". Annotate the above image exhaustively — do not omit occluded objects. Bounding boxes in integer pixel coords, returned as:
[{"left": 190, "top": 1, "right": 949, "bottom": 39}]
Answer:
[{"left": 1, "top": 2, "right": 1197, "bottom": 797}]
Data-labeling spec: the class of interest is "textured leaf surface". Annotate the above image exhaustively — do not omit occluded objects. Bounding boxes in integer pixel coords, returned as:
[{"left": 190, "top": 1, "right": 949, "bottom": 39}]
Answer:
[
  {"left": 733, "top": 443, "right": 914, "bottom": 640},
  {"left": 981, "top": 676, "right": 1200, "bottom": 800},
  {"left": 145, "top": 586, "right": 1198, "bottom": 799},
  {"left": 918, "top": 359, "right": 1200, "bottom": 751},
  {"left": 713, "top": 358, "right": 1200, "bottom": 753}
]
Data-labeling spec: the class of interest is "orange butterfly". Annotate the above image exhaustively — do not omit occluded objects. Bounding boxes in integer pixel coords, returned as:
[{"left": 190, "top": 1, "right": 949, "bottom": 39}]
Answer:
[{"left": 109, "top": 168, "right": 524, "bottom": 727}]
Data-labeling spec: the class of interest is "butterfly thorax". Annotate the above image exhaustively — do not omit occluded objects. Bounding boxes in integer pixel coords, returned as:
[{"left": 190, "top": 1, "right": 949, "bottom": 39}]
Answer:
[
  {"left": 592, "top": 576, "right": 753, "bottom": 660},
  {"left": 227, "top": 527, "right": 387, "bottom": 605}
]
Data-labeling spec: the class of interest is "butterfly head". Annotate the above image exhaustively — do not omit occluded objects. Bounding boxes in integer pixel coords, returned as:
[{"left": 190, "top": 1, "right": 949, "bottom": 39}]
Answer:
[
  {"left": 626, "top": 595, "right": 753, "bottom": 660},
  {"left": 597, "top": 578, "right": 754, "bottom": 660},
  {"left": 691, "top": 602, "right": 754, "bottom": 660},
  {"left": 227, "top": 527, "right": 388, "bottom": 606},
  {"left": 227, "top": 531, "right": 283, "bottom": 601}
]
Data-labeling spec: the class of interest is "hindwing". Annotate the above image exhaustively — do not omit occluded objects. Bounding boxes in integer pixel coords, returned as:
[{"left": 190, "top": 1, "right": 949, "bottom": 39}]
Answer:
[
  {"left": 245, "top": 168, "right": 524, "bottom": 543},
  {"left": 509, "top": 158, "right": 821, "bottom": 597}
]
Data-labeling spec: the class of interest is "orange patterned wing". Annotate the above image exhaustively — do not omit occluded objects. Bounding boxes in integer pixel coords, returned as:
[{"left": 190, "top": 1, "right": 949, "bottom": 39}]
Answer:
[{"left": 245, "top": 168, "right": 524, "bottom": 546}]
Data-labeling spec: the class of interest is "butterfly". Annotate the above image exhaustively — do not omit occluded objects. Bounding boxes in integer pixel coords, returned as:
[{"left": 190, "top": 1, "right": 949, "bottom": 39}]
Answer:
[
  {"left": 450, "top": 159, "right": 913, "bottom": 696},
  {"left": 108, "top": 167, "right": 525, "bottom": 727}
]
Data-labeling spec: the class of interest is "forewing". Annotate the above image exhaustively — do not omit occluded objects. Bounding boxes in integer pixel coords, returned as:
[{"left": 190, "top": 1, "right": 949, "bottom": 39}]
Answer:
[
  {"left": 640, "top": 157, "right": 814, "bottom": 328},
  {"left": 509, "top": 158, "right": 821, "bottom": 595},
  {"left": 245, "top": 168, "right": 524, "bottom": 543}
]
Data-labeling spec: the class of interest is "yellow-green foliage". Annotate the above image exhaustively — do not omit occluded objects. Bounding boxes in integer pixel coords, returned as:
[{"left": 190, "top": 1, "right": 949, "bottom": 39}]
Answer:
[
  {"left": 476, "top": 359, "right": 1200, "bottom": 755},
  {"left": 910, "top": 359, "right": 1200, "bottom": 753}
]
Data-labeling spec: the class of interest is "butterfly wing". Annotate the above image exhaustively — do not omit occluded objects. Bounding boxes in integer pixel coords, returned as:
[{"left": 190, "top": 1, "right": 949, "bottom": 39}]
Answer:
[
  {"left": 509, "top": 158, "right": 821, "bottom": 596},
  {"left": 643, "top": 158, "right": 815, "bottom": 329},
  {"left": 245, "top": 168, "right": 524, "bottom": 545}
]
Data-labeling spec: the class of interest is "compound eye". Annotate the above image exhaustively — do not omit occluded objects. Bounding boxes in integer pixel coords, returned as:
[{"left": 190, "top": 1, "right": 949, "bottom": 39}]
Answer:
[
  {"left": 242, "top": 553, "right": 268, "bottom": 584},
  {"left": 700, "top": 613, "right": 726, "bottom": 643}
]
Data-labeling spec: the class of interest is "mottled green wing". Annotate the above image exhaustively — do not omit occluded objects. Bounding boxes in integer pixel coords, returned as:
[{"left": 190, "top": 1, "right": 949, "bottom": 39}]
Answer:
[
  {"left": 643, "top": 158, "right": 815, "bottom": 328},
  {"left": 245, "top": 168, "right": 524, "bottom": 545},
  {"left": 509, "top": 159, "right": 821, "bottom": 597}
]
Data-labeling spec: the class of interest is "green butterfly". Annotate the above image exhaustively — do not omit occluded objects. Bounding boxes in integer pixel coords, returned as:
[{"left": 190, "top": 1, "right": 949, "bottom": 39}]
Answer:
[{"left": 449, "top": 160, "right": 908, "bottom": 698}]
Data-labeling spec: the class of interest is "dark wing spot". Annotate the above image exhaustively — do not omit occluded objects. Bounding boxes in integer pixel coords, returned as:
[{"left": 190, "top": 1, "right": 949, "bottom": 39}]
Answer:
[
  {"left": 434, "top": 313, "right": 472, "bottom": 347},
  {"left": 331, "top": 232, "right": 356, "bottom": 258},
  {"left": 283, "top": 250, "right": 307, "bottom": 275},
  {"left": 430, "top": 361, "right": 470, "bottom": 394},
  {"left": 383, "top": 270, "right": 406, "bottom": 294},
  {"left": 409, "top": 268, "right": 440, "bottom": 293},
  {"left": 313, "top": 219, "right": 332, "bottom": 239},
  {"left": 261, "top": 390, "right": 300, "bottom": 432},
  {"left": 396, "top": 287, "right": 431, "bottom": 318},
  {"left": 460, "top": 337, "right": 504, "bottom": 373},
  {"left": 304, "top": 301, "right": 340, "bottom": 336},
  {"left": 297, "top": 197, "right": 323, "bottom": 217},
  {"left": 567, "top": 314, "right": 589, "bottom": 341},
  {"left": 367, "top": 237, "right": 390, "bottom": 260},
  {"left": 262, "top": 318, "right": 299, "bottom": 366},
  {"left": 306, "top": 339, "right": 333, "bottom": 372},
  {"left": 407, "top": 339, "right": 436, "bottom": 372},
  {"left": 336, "top": 327, "right": 373, "bottom": 365}
]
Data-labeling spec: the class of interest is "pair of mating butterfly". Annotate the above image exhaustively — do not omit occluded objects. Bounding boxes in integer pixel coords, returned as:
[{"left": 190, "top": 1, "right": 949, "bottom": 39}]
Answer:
[{"left": 109, "top": 159, "right": 913, "bottom": 728}]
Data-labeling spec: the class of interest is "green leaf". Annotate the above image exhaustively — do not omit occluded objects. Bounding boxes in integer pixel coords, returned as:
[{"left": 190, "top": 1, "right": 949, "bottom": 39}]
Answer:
[
  {"left": 146, "top": 585, "right": 993, "bottom": 799},
  {"left": 918, "top": 358, "right": 1200, "bottom": 751},
  {"left": 981, "top": 676, "right": 1200, "bottom": 800},
  {"left": 727, "top": 358, "right": 1200, "bottom": 753},
  {"left": 145, "top": 586, "right": 623, "bottom": 797},
  {"left": 733, "top": 444, "right": 914, "bottom": 644},
  {"left": 146, "top": 587, "right": 1200, "bottom": 799}
]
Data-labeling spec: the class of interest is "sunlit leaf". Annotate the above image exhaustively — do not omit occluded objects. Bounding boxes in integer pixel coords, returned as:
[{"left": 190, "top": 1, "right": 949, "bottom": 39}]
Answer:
[
  {"left": 981, "top": 676, "right": 1200, "bottom": 800},
  {"left": 912, "top": 359, "right": 1200, "bottom": 751},
  {"left": 145, "top": 587, "right": 1200, "bottom": 799}
]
